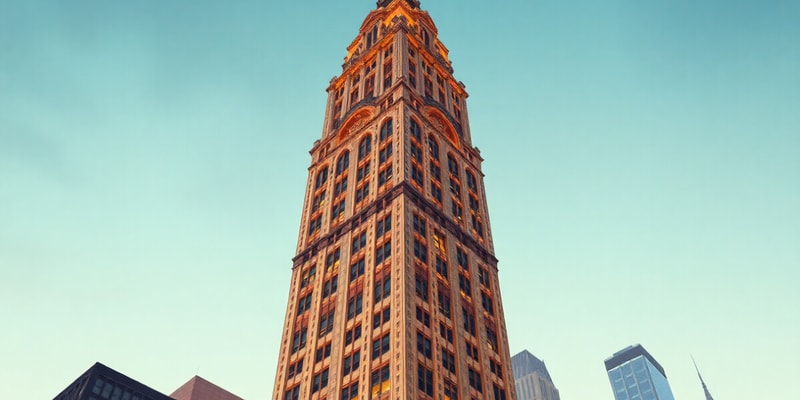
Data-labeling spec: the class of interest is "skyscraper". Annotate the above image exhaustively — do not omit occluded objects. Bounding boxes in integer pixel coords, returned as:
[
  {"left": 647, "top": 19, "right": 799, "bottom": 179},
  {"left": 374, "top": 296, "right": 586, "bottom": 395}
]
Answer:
[
  {"left": 271, "top": 1, "right": 517, "bottom": 399},
  {"left": 53, "top": 362, "right": 173, "bottom": 400},
  {"left": 692, "top": 358, "right": 715, "bottom": 400},
  {"left": 604, "top": 344, "right": 675, "bottom": 400},
  {"left": 511, "top": 350, "right": 560, "bottom": 400}
]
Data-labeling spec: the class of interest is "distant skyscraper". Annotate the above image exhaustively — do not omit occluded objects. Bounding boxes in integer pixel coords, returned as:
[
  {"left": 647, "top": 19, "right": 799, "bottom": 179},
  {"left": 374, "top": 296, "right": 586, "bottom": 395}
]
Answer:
[
  {"left": 511, "top": 350, "right": 560, "bottom": 400},
  {"left": 692, "top": 358, "right": 715, "bottom": 400},
  {"left": 605, "top": 344, "right": 675, "bottom": 400},
  {"left": 53, "top": 362, "right": 172, "bottom": 400}
]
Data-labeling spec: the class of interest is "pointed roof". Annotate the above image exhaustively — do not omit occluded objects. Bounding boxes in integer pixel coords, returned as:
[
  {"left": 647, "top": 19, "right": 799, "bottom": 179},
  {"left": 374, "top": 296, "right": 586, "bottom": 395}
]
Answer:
[
  {"left": 692, "top": 358, "right": 715, "bottom": 400},
  {"left": 170, "top": 376, "right": 244, "bottom": 400}
]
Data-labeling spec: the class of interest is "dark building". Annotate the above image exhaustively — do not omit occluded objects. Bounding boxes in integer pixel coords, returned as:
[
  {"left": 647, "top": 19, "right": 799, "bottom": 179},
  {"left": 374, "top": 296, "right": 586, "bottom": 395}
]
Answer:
[
  {"left": 53, "top": 362, "right": 172, "bottom": 400},
  {"left": 170, "top": 376, "right": 244, "bottom": 400}
]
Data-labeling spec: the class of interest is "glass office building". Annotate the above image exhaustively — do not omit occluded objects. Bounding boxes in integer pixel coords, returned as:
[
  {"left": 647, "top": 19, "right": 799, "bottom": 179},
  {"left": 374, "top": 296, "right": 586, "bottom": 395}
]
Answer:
[{"left": 604, "top": 344, "right": 675, "bottom": 400}]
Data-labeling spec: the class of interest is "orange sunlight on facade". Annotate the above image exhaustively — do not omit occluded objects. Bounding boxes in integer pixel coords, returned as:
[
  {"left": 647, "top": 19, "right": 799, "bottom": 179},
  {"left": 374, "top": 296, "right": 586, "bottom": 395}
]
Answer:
[{"left": 272, "top": 1, "right": 517, "bottom": 399}]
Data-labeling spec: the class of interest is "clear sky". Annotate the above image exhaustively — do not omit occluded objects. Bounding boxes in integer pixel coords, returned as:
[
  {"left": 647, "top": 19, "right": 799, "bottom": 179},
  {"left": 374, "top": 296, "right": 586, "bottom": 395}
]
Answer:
[{"left": 1, "top": 0, "right": 798, "bottom": 399}]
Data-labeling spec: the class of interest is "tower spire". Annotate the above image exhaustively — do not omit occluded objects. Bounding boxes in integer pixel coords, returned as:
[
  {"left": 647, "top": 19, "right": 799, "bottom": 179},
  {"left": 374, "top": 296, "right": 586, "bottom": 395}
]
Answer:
[
  {"left": 692, "top": 357, "right": 715, "bottom": 400},
  {"left": 377, "top": 0, "right": 420, "bottom": 9}
]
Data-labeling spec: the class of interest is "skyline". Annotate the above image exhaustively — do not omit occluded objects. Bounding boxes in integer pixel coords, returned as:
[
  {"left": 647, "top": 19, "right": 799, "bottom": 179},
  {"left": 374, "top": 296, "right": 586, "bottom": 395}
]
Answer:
[{"left": 1, "top": 1, "right": 799, "bottom": 399}]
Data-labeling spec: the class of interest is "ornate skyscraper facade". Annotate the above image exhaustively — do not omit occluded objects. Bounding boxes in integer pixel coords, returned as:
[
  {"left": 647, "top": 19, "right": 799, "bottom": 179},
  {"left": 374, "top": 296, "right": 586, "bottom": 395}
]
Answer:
[{"left": 272, "top": 1, "right": 516, "bottom": 399}]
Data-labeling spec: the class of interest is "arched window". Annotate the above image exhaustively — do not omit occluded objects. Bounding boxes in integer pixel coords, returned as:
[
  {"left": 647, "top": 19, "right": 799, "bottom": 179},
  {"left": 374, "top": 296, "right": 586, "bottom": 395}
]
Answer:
[
  {"left": 380, "top": 118, "right": 393, "bottom": 142},
  {"left": 336, "top": 151, "right": 350, "bottom": 176},
  {"left": 358, "top": 135, "right": 372, "bottom": 161},
  {"left": 315, "top": 167, "right": 329, "bottom": 189},
  {"left": 409, "top": 119, "right": 421, "bottom": 142},
  {"left": 427, "top": 136, "right": 439, "bottom": 159}
]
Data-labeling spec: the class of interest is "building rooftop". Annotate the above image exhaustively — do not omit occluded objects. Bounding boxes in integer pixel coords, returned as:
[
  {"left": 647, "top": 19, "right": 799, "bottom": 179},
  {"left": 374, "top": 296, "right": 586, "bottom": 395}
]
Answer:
[
  {"left": 604, "top": 344, "right": 667, "bottom": 377},
  {"left": 170, "top": 375, "right": 244, "bottom": 400},
  {"left": 511, "top": 350, "right": 554, "bottom": 382}
]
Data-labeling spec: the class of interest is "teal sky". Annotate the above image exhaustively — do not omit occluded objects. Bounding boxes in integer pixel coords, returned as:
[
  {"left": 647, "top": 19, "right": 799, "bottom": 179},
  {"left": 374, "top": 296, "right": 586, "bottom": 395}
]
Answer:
[{"left": 1, "top": 1, "right": 798, "bottom": 399}]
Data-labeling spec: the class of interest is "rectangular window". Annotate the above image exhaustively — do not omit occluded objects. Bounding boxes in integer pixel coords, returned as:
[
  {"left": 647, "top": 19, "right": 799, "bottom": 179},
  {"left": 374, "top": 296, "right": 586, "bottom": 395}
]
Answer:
[
  {"left": 284, "top": 386, "right": 300, "bottom": 400},
  {"left": 296, "top": 293, "right": 312, "bottom": 316},
  {"left": 376, "top": 214, "right": 392, "bottom": 238},
  {"left": 468, "top": 368, "right": 483, "bottom": 393},
  {"left": 326, "top": 248, "right": 341, "bottom": 272},
  {"left": 441, "top": 349, "right": 456, "bottom": 373},
  {"left": 300, "top": 265, "right": 316, "bottom": 289},
  {"left": 345, "top": 324, "right": 362, "bottom": 346},
  {"left": 458, "top": 273, "right": 472, "bottom": 298},
  {"left": 342, "top": 350, "right": 361, "bottom": 375},
  {"left": 413, "top": 214, "right": 427, "bottom": 236},
  {"left": 415, "top": 272, "right": 429, "bottom": 301},
  {"left": 481, "top": 291, "right": 495, "bottom": 316},
  {"left": 318, "top": 310, "right": 335, "bottom": 337},
  {"left": 418, "top": 364, "right": 433, "bottom": 396},
  {"left": 356, "top": 183, "right": 370, "bottom": 203},
  {"left": 351, "top": 231, "right": 367, "bottom": 254},
  {"left": 334, "top": 177, "right": 348, "bottom": 197},
  {"left": 413, "top": 239, "right": 428, "bottom": 264},
  {"left": 435, "top": 256, "right": 448, "bottom": 278},
  {"left": 490, "top": 359, "right": 504, "bottom": 379},
  {"left": 416, "top": 331, "right": 432, "bottom": 359},
  {"left": 379, "top": 142, "right": 393, "bottom": 164},
  {"left": 341, "top": 381, "right": 359, "bottom": 400},
  {"left": 322, "top": 276, "right": 338, "bottom": 298},
  {"left": 315, "top": 342, "right": 332, "bottom": 362},
  {"left": 374, "top": 274, "right": 391, "bottom": 302},
  {"left": 373, "top": 306, "right": 391, "bottom": 329},
  {"left": 431, "top": 184, "right": 442, "bottom": 203},
  {"left": 349, "top": 258, "right": 365, "bottom": 281},
  {"left": 375, "top": 241, "right": 391, "bottom": 265},
  {"left": 291, "top": 327, "right": 307, "bottom": 354},
  {"left": 370, "top": 364, "right": 391, "bottom": 398},
  {"left": 378, "top": 164, "right": 393, "bottom": 187},
  {"left": 486, "top": 326, "right": 498, "bottom": 352},
  {"left": 478, "top": 267, "right": 490, "bottom": 287},
  {"left": 456, "top": 248, "right": 469, "bottom": 271},
  {"left": 493, "top": 384, "right": 507, "bottom": 400},
  {"left": 439, "top": 322, "right": 453, "bottom": 343},
  {"left": 372, "top": 333, "right": 390, "bottom": 359},
  {"left": 331, "top": 199, "right": 346, "bottom": 220},
  {"left": 443, "top": 379, "right": 458, "bottom": 400},
  {"left": 357, "top": 161, "right": 371, "bottom": 182},
  {"left": 411, "top": 164, "right": 424, "bottom": 186},
  {"left": 438, "top": 289, "right": 451, "bottom": 319},
  {"left": 415, "top": 305, "right": 430, "bottom": 327},
  {"left": 463, "top": 307, "right": 476, "bottom": 336},
  {"left": 312, "top": 368, "right": 329, "bottom": 393},
  {"left": 383, "top": 59, "right": 393, "bottom": 91},
  {"left": 466, "top": 341, "right": 479, "bottom": 361},
  {"left": 347, "top": 293, "right": 363, "bottom": 320},
  {"left": 429, "top": 161, "right": 441, "bottom": 182},
  {"left": 287, "top": 358, "right": 304, "bottom": 379}
]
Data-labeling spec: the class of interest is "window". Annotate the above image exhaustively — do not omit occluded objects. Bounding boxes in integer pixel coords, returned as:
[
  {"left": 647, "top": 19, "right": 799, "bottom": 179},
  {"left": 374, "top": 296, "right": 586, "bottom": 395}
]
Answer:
[
  {"left": 383, "top": 59, "right": 393, "bottom": 91},
  {"left": 459, "top": 274, "right": 472, "bottom": 298},
  {"left": 493, "top": 385, "right": 507, "bottom": 400},
  {"left": 469, "top": 195, "right": 480, "bottom": 211},
  {"left": 300, "top": 265, "right": 316, "bottom": 289},
  {"left": 322, "top": 276, "right": 338, "bottom": 298},
  {"left": 287, "top": 358, "right": 304, "bottom": 379},
  {"left": 308, "top": 216, "right": 322, "bottom": 236},
  {"left": 357, "top": 161, "right": 371, "bottom": 182},
  {"left": 315, "top": 342, "right": 331, "bottom": 362},
  {"left": 411, "top": 164, "right": 424, "bottom": 186},
  {"left": 427, "top": 136, "right": 439, "bottom": 159},
  {"left": 336, "top": 152, "right": 350, "bottom": 176},
  {"left": 490, "top": 359, "right": 504, "bottom": 379},
  {"left": 410, "top": 141, "right": 423, "bottom": 161},
  {"left": 416, "top": 331, "right": 432, "bottom": 358},
  {"left": 312, "top": 191, "right": 326, "bottom": 212},
  {"left": 296, "top": 293, "right": 312, "bottom": 316},
  {"left": 447, "top": 155, "right": 458, "bottom": 175},
  {"left": 326, "top": 248, "right": 341, "bottom": 272},
  {"left": 466, "top": 170, "right": 477, "bottom": 192},
  {"left": 318, "top": 310, "right": 335, "bottom": 337},
  {"left": 356, "top": 183, "right": 370, "bottom": 203},
  {"left": 438, "top": 289, "right": 451, "bottom": 318},
  {"left": 465, "top": 341, "right": 479, "bottom": 361},
  {"left": 315, "top": 168, "right": 329, "bottom": 189},
  {"left": 345, "top": 324, "right": 362, "bottom": 346},
  {"left": 413, "top": 239, "right": 428, "bottom": 264},
  {"left": 418, "top": 364, "right": 433, "bottom": 396},
  {"left": 451, "top": 199, "right": 463, "bottom": 221},
  {"left": 347, "top": 293, "right": 363, "bottom": 320},
  {"left": 284, "top": 386, "right": 300, "bottom": 400},
  {"left": 435, "top": 256, "right": 448, "bottom": 278},
  {"left": 349, "top": 258, "right": 365, "bottom": 281},
  {"left": 370, "top": 364, "right": 391, "bottom": 398},
  {"left": 351, "top": 231, "right": 367, "bottom": 254},
  {"left": 468, "top": 368, "right": 483, "bottom": 393},
  {"left": 431, "top": 184, "right": 442, "bottom": 203},
  {"left": 439, "top": 322, "right": 453, "bottom": 343},
  {"left": 372, "top": 333, "right": 390, "bottom": 359},
  {"left": 413, "top": 214, "right": 427, "bottom": 236},
  {"left": 331, "top": 199, "right": 346, "bottom": 220},
  {"left": 380, "top": 119, "right": 393, "bottom": 142},
  {"left": 341, "top": 381, "right": 359, "bottom": 400},
  {"left": 424, "top": 77, "right": 433, "bottom": 98},
  {"left": 408, "top": 60, "right": 417, "bottom": 87},
  {"left": 449, "top": 179, "right": 461, "bottom": 197},
  {"left": 366, "top": 24, "right": 378, "bottom": 47},
  {"left": 486, "top": 326, "right": 498, "bottom": 352},
  {"left": 429, "top": 161, "right": 441, "bottom": 182},
  {"left": 379, "top": 142, "right": 393, "bottom": 164},
  {"left": 457, "top": 248, "right": 469, "bottom": 271},
  {"left": 378, "top": 165, "right": 393, "bottom": 187},
  {"left": 342, "top": 351, "right": 361, "bottom": 375},
  {"left": 473, "top": 216, "right": 484, "bottom": 238},
  {"left": 334, "top": 176, "right": 348, "bottom": 197},
  {"left": 432, "top": 230, "right": 445, "bottom": 253},
  {"left": 415, "top": 306, "right": 430, "bottom": 327},
  {"left": 359, "top": 135, "right": 372, "bottom": 160},
  {"left": 376, "top": 214, "right": 391, "bottom": 238},
  {"left": 373, "top": 306, "right": 391, "bottom": 329},
  {"left": 374, "top": 274, "right": 391, "bottom": 302},
  {"left": 443, "top": 379, "right": 458, "bottom": 400},
  {"left": 291, "top": 327, "right": 307, "bottom": 354},
  {"left": 478, "top": 267, "right": 490, "bottom": 286},
  {"left": 415, "top": 272, "right": 429, "bottom": 301},
  {"left": 375, "top": 241, "right": 391, "bottom": 265},
  {"left": 442, "top": 349, "right": 456, "bottom": 373},
  {"left": 463, "top": 307, "right": 476, "bottom": 336},
  {"left": 481, "top": 292, "right": 494, "bottom": 316},
  {"left": 409, "top": 119, "right": 421, "bottom": 141},
  {"left": 312, "top": 368, "right": 329, "bottom": 393}
]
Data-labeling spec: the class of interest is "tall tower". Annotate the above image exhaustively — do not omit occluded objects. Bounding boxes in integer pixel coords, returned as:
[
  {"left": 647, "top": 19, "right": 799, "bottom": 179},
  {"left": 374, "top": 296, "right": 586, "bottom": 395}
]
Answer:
[
  {"left": 692, "top": 358, "right": 715, "bottom": 400},
  {"left": 604, "top": 345, "right": 675, "bottom": 400},
  {"left": 511, "top": 350, "right": 560, "bottom": 400},
  {"left": 272, "top": 1, "right": 517, "bottom": 399}
]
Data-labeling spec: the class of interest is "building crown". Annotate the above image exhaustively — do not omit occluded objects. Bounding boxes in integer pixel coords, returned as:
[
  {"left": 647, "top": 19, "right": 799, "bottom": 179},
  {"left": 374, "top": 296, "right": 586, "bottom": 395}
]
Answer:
[{"left": 377, "top": 0, "right": 420, "bottom": 9}]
